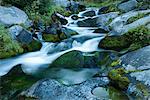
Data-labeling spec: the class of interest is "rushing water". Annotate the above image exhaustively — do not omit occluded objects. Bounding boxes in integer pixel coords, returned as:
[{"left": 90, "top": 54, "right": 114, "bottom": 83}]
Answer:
[{"left": 0, "top": 8, "right": 105, "bottom": 77}]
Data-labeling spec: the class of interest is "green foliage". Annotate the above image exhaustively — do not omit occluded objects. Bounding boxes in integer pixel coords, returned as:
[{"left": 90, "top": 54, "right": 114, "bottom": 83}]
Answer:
[
  {"left": 125, "top": 25, "right": 150, "bottom": 45},
  {"left": 127, "top": 13, "right": 150, "bottom": 24},
  {"left": 82, "top": 0, "right": 120, "bottom": 7},
  {"left": 0, "top": 24, "right": 23, "bottom": 59},
  {"left": 1, "top": 0, "right": 36, "bottom": 9},
  {"left": 43, "top": 33, "right": 67, "bottom": 42}
]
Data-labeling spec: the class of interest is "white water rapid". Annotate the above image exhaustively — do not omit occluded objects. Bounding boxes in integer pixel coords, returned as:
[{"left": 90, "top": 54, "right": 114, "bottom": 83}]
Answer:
[{"left": 0, "top": 9, "right": 105, "bottom": 76}]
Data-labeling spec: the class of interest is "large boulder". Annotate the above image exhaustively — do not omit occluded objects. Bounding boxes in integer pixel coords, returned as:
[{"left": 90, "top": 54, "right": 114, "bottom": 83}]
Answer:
[
  {"left": 99, "top": 25, "right": 150, "bottom": 51},
  {"left": 118, "top": 0, "right": 138, "bottom": 12},
  {"left": 109, "top": 10, "right": 150, "bottom": 35},
  {"left": 121, "top": 46, "right": 150, "bottom": 86},
  {"left": 20, "top": 78, "right": 109, "bottom": 100},
  {"left": 0, "top": 6, "right": 28, "bottom": 26}
]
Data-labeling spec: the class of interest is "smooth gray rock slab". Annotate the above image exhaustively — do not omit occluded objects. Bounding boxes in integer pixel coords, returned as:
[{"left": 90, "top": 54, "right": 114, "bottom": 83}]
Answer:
[
  {"left": 21, "top": 78, "right": 109, "bottom": 100},
  {"left": 0, "top": 6, "right": 28, "bottom": 26},
  {"left": 118, "top": 0, "right": 138, "bottom": 12},
  {"left": 121, "top": 46, "right": 150, "bottom": 86}
]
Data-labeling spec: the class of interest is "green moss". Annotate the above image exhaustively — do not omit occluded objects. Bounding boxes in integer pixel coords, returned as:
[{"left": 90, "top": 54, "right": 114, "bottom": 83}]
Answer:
[
  {"left": 99, "top": 35, "right": 131, "bottom": 51},
  {"left": 128, "top": 43, "right": 142, "bottom": 51},
  {"left": 1, "top": 66, "right": 39, "bottom": 99},
  {"left": 22, "top": 40, "right": 42, "bottom": 52},
  {"left": 110, "top": 59, "right": 121, "bottom": 67},
  {"left": 108, "top": 68, "right": 130, "bottom": 90},
  {"left": 43, "top": 33, "right": 67, "bottom": 42},
  {"left": 136, "top": 83, "right": 149, "bottom": 96},
  {"left": 108, "top": 86, "right": 129, "bottom": 100},
  {"left": 0, "top": 24, "right": 24, "bottom": 59},
  {"left": 127, "top": 13, "right": 150, "bottom": 24},
  {"left": 99, "top": 26, "right": 150, "bottom": 52},
  {"left": 83, "top": 0, "right": 120, "bottom": 7}
]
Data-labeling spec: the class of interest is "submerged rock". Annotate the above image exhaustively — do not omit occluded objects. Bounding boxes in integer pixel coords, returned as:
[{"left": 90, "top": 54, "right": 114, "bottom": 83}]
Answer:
[
  {"left": 0, "top": 6, "right": 28, "bottom": 26},
  {"left": 20, "top": 77, "right": 109, "bottom": 100}
]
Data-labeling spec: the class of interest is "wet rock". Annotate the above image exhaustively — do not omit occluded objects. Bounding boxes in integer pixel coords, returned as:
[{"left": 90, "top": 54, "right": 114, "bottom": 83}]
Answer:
[
  {"left": 20, "top": 77, "right": 109, "bottom": 100},
  {"left": 118, "top": 0, "right": 138, "bottom": 12},
  {"left": 0, "top": 6, "right": 28, "bottom": 26},
  {"left": 62, "top": 27, "right": 78, "bottom": 37},
  {"left": 81, "top": 10, "right": 96, "bottom": 17},
  {"left": 98, "top": 6, "right": 109, "bottom": 15},
  {"left": 93, "top": 28, "right": 109, "bottom": 33},
  {"left": 71, "top": 14, "right": 79, "bottom": 20},
  {"left": 77, "top": 17, "right": 98, "bottom": 27},
  {"left": 55, "top": 13, "right": 68, "bottom": 25}
]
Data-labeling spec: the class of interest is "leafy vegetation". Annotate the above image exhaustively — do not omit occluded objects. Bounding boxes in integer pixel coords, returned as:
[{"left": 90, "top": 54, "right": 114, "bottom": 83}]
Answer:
[{"left": 0, "top": 24, "right": 23, "bottom": 59}]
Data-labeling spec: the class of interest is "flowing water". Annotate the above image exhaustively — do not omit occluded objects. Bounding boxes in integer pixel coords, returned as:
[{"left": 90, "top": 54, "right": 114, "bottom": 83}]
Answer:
[
  {"left": 0, "top": 9, "right": 105, "bottom": 78},
  {"left": 0, "top": 5, "right": 130, "bottom": 100}
]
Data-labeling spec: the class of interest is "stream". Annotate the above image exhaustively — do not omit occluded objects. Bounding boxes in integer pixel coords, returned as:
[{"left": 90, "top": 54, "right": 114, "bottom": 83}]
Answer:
[{"left": 0, "top": 8, "right": 106, "bottom": 80}]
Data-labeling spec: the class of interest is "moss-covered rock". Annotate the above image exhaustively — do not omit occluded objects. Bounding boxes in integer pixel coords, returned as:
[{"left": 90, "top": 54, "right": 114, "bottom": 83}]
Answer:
[
  {"left": 42, "top": 33, "right": 67, "bottom": 42},
  {"left": 50, "top": 51, "right": 84, "bottom": 68},
  {"left": 22, "top": 40, "right": 42, "bottom": 52},
  {"left": 108, "top": 68, "right": 130, "bottom": 90},
  {"left": 0, "top": 66, "right": 38, "bottom": 100},
  {"left": 0, "top": 24, "right": 24, "bottom": 59},
  {"left": 99, "top": 26, "right": 150, "bottom": 51},
  {"left": 98, "top": 35, "right": 131, "bottom": 51}
]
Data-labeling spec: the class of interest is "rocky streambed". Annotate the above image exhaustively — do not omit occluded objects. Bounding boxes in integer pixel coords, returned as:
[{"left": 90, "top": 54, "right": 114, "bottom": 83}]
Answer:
[{"left": 0, "top": 0, "right": 150, "bottom": 99}]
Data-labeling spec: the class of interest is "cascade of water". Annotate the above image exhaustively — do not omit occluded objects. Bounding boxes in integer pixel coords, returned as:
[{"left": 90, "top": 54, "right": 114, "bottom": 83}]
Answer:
[{"left": 0, "top": 8, "right": 106, "bottom": 76}]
